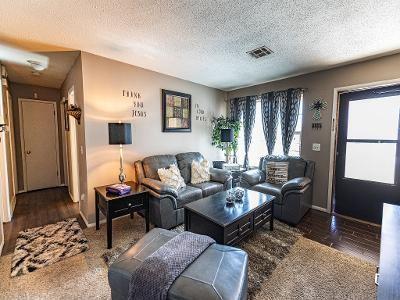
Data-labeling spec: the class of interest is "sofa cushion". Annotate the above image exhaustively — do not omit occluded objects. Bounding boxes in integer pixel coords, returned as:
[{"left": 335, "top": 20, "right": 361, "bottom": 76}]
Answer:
[
  {"left": 108, "top": 228, "right": 248, "bottom": 300},
  {"left": 142, "top": 155, "right": 178, "bottom": 180},
  {"left": 176, "top": 152, "right": 204, "bottom": 183},
  {"left": 252, "top": 182, "right": 282, "bottom": 204},
  {"left": 189, "top": 181, "right": 224, "bottom": 197},
  {"left": 176, "top": 186, "right": 203, "bottom": 208}
]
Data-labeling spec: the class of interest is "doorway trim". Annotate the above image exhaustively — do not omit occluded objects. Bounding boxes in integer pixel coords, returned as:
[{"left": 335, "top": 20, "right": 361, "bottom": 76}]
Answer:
[
  {"left": 66, "top": 86, "right": 80, "bottom": 203},
  {"left": 18, "top": 98, "right": 61, "bottom": 191},
  {"left": 328, "top": 77, "right": 400, "bottom": 214}
]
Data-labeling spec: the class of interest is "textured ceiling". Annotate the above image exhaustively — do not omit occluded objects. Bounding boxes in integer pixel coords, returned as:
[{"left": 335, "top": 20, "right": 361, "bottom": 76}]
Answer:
[
  {"left": 0, "top": 0, "right": 399, "bottom": 91},
  {"left": 2, "top": 50, "right": 79, "bottom": 88}
]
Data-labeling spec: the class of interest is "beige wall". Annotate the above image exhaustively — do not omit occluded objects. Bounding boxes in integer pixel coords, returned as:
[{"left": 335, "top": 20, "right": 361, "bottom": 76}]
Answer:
[
  {"left": 9, "top": 83, "right": 64, "bottom": 191},
  {"left": 80, "top": 52, "right": 226, "bottom": 224},
  {"left": 61, "top": 54, "right": 87, "bottom": 210},
  {"left": 228, "top": 53, "right": 400, "bottom": 210}
]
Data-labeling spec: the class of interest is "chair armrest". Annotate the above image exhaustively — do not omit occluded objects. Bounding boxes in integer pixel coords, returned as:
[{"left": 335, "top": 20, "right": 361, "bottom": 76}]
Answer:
[
  {"left": 141, "top": 178, "right": 178, "bottom": 198},
  {"left": 241, "top": 169, "right": 265, "bottom": 186},
  {"left": 281, "top": 177, "right": 311, "bottom": 195},
  {"left": 209, "top": 168, "right": 232, "bottom": 184}
]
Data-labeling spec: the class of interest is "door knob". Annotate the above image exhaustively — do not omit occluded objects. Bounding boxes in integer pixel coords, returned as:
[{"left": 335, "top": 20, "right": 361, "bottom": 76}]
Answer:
[{"left": 26, "top": 150, "right": 31, "bottom": 155}]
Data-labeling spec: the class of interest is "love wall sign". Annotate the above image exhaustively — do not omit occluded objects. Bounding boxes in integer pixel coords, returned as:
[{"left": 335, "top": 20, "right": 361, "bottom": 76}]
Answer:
[{"left": 123, "top": 89, "right": 147, "bottom": 118}]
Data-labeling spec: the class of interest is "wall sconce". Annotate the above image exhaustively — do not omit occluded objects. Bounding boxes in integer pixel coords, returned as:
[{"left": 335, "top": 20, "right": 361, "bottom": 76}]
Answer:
[
  {"left": 0, "top": 115, "right": 6, "bottom": 133},
  {"left": 66, "top": 104, "right": 82, "bottom": 124}
]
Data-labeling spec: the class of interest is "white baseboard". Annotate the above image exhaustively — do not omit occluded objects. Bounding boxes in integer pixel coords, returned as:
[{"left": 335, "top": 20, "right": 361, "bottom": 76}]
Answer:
[
  {"left": 79, "top": 211, "right": 105, "bottom": 228},
  {"left": 0, "top": 239, "right": 4, "bottom": 256},
  {"left": 16, "top": 189, "right": 26, "bottom": 194},
  {"left": 312, "top": 205, "right": 329, "bottom": 213}
]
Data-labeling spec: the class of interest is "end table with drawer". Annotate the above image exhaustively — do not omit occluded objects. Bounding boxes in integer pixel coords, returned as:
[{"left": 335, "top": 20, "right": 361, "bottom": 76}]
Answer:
[{"left": 95, "top": 181, "right": 149, "bottom": 249}]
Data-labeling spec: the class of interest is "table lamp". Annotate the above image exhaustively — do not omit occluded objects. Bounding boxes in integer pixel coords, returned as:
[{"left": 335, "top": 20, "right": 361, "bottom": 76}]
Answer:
[
  {"left": 108, "top": 122, "right": 132, "bottom": 184},
  {"left": 220, "top": 128, "right": 233, "bottom": 163}
]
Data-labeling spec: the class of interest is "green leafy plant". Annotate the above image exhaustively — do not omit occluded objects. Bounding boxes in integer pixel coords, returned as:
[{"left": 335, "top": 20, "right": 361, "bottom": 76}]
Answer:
[{"left": 211, "top": 116, "right": 241, "bottom": 156}]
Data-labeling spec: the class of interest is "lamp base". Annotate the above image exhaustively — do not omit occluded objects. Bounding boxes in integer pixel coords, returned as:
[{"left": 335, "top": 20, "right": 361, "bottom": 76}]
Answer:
[
  {"left": 118, "top": 172, "right": 126, "bottom": 184},
  {"left": 118, "top": 144, "right": 126, "bottom": 184}
]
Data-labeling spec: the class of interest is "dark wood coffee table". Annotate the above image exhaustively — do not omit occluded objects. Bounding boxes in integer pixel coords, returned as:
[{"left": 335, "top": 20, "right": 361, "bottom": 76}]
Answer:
[{"left": 184, "top": 188, "right": 275, "bottom": 246}]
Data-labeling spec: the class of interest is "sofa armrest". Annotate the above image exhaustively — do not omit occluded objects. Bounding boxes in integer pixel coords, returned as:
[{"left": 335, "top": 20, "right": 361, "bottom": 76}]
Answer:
[
  {"left": 141, "top": 178, "right": 178, "bottom": 198},
  {"left": 281, "top": 177, "right": 311, "bottom": 195},
  {"left": 241, "top": 169, "right": 265, "bottom": 186},
  {"left": 210, "top": 168, "right": 232, "bottom": 184}
]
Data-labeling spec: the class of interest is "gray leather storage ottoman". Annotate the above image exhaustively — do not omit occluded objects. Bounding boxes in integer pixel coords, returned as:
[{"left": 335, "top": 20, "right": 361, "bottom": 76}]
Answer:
[{"left": 108, "top": 228, "right": 248, "bottom": 300}]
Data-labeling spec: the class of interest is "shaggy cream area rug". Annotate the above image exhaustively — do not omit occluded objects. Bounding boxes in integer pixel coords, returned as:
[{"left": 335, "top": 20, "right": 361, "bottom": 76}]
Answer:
[
  {"left": 11, "top": 218, "right": 88, "bottom": 277},
  {"left": 0, "top": 216, "right": 376, "bottom": 299}
]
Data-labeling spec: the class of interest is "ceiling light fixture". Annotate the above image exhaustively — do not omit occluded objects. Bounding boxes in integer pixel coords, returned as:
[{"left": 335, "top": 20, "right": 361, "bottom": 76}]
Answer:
[
  {"left": 247, "top": 46, "right": 274, "bottom": 59},
  {"left": 27, "top": 60, "right": 46, "bottom": 71}
]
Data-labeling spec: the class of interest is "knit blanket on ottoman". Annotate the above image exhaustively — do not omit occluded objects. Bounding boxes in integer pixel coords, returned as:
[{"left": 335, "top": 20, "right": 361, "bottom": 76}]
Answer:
[{"left": 128, "top": 232, "right": 215, "bottom": 300}]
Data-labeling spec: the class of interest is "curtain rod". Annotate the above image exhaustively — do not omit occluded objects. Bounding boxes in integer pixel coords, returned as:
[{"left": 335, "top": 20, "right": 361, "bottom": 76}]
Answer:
[
  {"left": 257, "top": 87, "right": 308, "bottom": 96},
  {"left": 228, "top": 88, "right": 308, "bottom": 100}
]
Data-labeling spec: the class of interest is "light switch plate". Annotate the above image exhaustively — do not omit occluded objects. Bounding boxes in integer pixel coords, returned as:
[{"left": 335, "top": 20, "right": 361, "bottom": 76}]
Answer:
[{"left": 312, "top": 143, "right": 321, "bottom": 152}]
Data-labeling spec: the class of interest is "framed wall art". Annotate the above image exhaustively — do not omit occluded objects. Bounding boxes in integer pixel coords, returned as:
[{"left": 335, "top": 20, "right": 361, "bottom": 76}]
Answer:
[{"left": 161, "top": 89, "right": 191, "bottom": 132}]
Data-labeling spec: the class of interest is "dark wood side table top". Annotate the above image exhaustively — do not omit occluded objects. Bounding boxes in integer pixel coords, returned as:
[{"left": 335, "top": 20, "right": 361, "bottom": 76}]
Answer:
[
  {"left": 184, "top": 188, "right": 274, "bottom": 227},
  {"left": 94, "top": 181, "right": 148, "bottom": 200}
]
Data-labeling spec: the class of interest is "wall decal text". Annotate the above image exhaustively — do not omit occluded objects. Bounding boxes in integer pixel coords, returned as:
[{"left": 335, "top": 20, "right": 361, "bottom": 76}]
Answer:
[
  {"left": 123, "top": 89, "right": 141, "bottom": 99},
  {"left": 195, "top": 103, "right": 207, "bottom": 122}
]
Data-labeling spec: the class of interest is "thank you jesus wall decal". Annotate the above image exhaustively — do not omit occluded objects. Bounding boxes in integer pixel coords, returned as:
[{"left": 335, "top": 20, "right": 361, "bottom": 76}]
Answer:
[{"left": 123, "top": 89, "right": 147, "bottom": 118}]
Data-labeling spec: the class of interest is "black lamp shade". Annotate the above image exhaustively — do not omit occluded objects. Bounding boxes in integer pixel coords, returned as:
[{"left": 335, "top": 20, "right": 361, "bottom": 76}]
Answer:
[
  {"left": 108, "top": 123, "right": 132, "bottom": 145},
  {"left": 220, "top": 128, "right": 233, "bottom": 142}
]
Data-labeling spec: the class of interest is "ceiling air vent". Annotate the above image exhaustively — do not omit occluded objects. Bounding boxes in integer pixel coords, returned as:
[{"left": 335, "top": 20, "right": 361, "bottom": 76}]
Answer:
[{"left": 247, "top": 46, "right": 273, "bottom": 59}]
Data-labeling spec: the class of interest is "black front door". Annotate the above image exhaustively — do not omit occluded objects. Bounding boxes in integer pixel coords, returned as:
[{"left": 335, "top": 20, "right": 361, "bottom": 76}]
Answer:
[{"left": 335, "top": 85, "right": 400, "bottom": 224}]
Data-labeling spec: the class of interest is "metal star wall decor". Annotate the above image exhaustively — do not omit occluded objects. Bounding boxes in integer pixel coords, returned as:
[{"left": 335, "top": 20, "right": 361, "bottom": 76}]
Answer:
[{"left": 309, "top": 98, "right": 328, "bottom": 121}]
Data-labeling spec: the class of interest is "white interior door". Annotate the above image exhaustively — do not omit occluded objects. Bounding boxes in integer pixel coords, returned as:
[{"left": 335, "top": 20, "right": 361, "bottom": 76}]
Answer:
[{"left": 20, "top": 100, "right": 60, "bottom": 191}]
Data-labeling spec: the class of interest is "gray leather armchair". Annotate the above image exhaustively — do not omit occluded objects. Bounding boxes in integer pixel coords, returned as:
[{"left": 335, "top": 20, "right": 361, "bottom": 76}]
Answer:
[
  {"left": 241, "top": 155, "right": 315, "bottom": 225},
  {"left": 135, "top": 152, "right": 232, "bottom": 229}
]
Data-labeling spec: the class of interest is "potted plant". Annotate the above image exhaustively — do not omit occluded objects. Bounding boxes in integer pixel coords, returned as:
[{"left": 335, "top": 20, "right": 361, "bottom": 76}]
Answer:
[{"left": 211, "top": 116, "right": 241, "bottom": 163}]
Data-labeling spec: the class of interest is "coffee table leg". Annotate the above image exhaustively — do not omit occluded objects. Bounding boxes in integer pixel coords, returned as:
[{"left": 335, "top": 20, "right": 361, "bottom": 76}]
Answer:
[
  {"left": 145, "top": 193, "right": 150, "bottom": 232},
  {"left": 270, "top": 202, "right": 274, "bottom": 231}
]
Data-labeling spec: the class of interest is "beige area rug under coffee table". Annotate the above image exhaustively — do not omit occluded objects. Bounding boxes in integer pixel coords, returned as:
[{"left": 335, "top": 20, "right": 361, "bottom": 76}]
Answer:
[{"left": 0, "top": 216, "right": 376, "bottom": 299}]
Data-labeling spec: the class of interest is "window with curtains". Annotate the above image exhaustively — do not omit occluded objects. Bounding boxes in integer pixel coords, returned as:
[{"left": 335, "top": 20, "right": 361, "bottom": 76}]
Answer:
[{"left": 237, "top": 98, "right": 303, "bottom": 166}]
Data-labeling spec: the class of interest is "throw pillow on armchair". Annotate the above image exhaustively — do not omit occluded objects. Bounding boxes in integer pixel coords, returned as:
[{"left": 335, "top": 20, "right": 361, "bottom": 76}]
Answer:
[{"left": 266, "top": 161, "right": 289, "bottom": 184}]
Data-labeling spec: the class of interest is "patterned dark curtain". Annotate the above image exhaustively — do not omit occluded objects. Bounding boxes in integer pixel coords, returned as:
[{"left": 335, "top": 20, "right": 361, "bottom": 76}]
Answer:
[
  {"left": 229, "top": 97, "right": 245, "bottom": 121},
  {"left": 261, "top": 91, "right": 280, "bottom": 155},
  {"left": 280, "top": 88, "right": 302, "bottom": 155},
  {"left": 243, "top": 96, "right": 257, "bottom": 168}
]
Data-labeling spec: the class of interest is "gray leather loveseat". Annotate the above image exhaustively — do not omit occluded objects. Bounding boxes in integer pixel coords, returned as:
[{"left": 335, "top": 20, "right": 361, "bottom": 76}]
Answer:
[
  {"left": 134, "top": 152, "right": 232, "bottom": 229},
  {"left": 241, "top": 155, "right": 315, "bottom": 225}
]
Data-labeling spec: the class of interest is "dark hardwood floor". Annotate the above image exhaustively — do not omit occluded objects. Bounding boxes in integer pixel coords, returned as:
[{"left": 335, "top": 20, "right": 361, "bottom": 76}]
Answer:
[
  {"left": 2, "top": 188, "right": 380, "bottom": 265},
  {"left": 2, "top": 187, "right": 85, "bottom": 256},
  {"left": 297, "top": 209, "right": 380, "bottom": 264}
]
